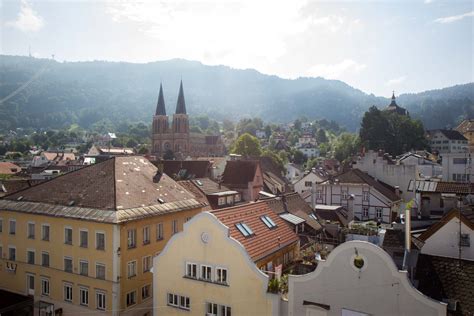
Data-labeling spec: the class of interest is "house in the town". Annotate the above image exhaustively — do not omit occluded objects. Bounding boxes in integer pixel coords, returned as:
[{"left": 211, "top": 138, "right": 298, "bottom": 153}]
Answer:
[
  {"left": 426, "top": 129, "right": 468, "bottom": 154},
  {"left": 293, "top": 168, "right": 328, "bottom": 195},
  {"left": 221, "top": 160, "right": 264, "bottom": 202},
  {"left": 288, "top": 241, "right": 446, "bottom": 316},
  {"left": 152, "top": 212, "right": 280, "bottom": 316}
]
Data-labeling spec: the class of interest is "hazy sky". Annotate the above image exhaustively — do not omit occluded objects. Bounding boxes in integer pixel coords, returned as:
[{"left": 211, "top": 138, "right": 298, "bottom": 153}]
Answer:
[{"left": 1, "top": 0, "right": 473, "bottom": 95}]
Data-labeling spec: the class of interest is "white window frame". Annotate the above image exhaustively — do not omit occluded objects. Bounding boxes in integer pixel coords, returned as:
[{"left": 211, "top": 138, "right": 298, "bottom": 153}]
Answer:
[
  {"left": 207, "top": 302, "right": 231, "bottom": 316},
  {"left": 64, "top": 256, "right": 73, "bottom": 273},
  {"left": 27, "top": 249, "right": 35, "bottom": 265},
  {"left": 216, "top": 267, "right": 228, "bottom": 284},
  {"left": 8, "top": 245, "right": 16, "bottom": 261},
  {"left": 341, "top": 190, "right": 348, "bottom": 200},
  {"left": 126, "top": 290, "right": 137, "bottom": 307},
  {"left": 376, "top": 207, "right": 383, "bottom": 219},
  {"left": 9, "top": 219, "right": 16, "bottom": 235},
  {"left": 156, "top": 223, "right": 164, "bottom": 240},
  {"left": 186, "top": 262, "right": 197, "bottom": 278},
  {"left": 127, "top": 229, "right": 136, "bottom": 248},
  {"left": 27, "top": 221, "right": 35, "bottom": 239},
  {"left": 41, "top": 251, "right": 50, "bottom": 267},
  {"left": 234, "top": 194, "right": 241, "bottom": 202},
  {"left": 79, "top": 229, "right": 88, "bottom": 248},
  {"left": 96, "top": 231, "right": 106, "bottom": 251},
  {"left": 96, "top": 290, "right": 106, "bottom": 310},
  {"left": 362, "top": 207, "right": 369, "bottom": 217},
  {"left": 79, "top": 259, "right": 89, "bottom": 276},
  {"left": 362, "top": 191, "right": 370, "bottom": 202},
  {"left": 41, "top": 278, "right": 50, "bottom": 296},
  {"left": 143, "top": 226, "right": 150, "bottom": 245},
  {"left": 79, "top": 287, "right": 89, "bottom": 306},
  {"left": 127, "top": 260, "right": 137, "bottom": 278},
  {"left": 64, "top": 283, "right": 73, "bottom": 302},
  {"left": 64, "top": 226, "right": 73, "bottom": 245},
  {"left": 142, "top": 255, "right": 152, "bottom": 273},
  {"left": 42, "top": 224, "right": 50, "bottom": 241},
  {"left": 218, "top": 197, "right": 225, "bottom": 206},
  {"left": 141, "top": 284, "right": 151, "bottom": 300},
  {"left": 96, "top": 262, "right": 106, "bottom": 280},
  {"left": 201, "top": 264, "right": 212, "bottom": 281}
]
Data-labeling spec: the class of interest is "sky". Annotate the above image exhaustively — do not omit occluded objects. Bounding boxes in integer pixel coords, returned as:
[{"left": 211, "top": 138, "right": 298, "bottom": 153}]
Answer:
[{"left": 1, "top": 0, "right": 473, "bottom": 96}]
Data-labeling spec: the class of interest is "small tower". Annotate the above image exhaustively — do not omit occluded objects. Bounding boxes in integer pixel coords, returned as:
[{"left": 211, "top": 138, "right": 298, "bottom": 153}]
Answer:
[{"left": 172, "top": 80, "right": 190, "bottom": 155}]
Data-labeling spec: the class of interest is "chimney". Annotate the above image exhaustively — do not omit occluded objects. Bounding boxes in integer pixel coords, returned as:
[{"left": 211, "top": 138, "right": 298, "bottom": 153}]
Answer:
[
  {"left": 395, "top": 186, "right": 400, "bottom": 198},
  {"left": 153, "top": 170, "right": 163, "bottom": 183},
  {"left": 402, "top": 208, "right": 411, "bottom": 271}
]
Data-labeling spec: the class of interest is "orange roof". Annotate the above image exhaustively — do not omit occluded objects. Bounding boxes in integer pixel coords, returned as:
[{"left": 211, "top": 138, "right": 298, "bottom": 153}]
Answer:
[
  {"left": 0, "top": 162, "right": 21, "bottom": 175},
  {"left": 212, "top": 200, "right": 299, "bottom": 262},
  {"left": 42, "top": 152, "right": 76, "bottom": 161}
]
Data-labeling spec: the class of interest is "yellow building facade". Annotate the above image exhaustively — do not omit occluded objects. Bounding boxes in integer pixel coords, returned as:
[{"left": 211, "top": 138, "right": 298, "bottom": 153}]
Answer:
[
  {"left": 153, "top": 212, "right": 280, "bottom": 316},
  {"left": 0, "top": 156, "right": 205, "bottom": 315}
]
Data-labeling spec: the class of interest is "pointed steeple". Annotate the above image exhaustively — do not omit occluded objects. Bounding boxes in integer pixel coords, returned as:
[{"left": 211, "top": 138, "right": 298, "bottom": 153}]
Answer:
[
  {"left": 155, "top": 83, "right": 166, "bottom": 116},
  {"left": 389, "top": 91, "right": 397, "bottom": 106},
  {"left": 175, "top": 80, "right": 187, "bottom": 114},
  {"left": 392, "top": 90, "right": 396, "bottom": 100}
]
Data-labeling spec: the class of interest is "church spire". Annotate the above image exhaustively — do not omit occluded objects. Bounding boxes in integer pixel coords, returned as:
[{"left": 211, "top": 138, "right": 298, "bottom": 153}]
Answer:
[
  {"left": 175, "top": 80, "right": 187, "bottom": 114},
  {"left": 392, "top": 90, "right": 396, "bottom": 101},
  {"left": 155, "top": 83, "right": 166, "bottom": 116}
]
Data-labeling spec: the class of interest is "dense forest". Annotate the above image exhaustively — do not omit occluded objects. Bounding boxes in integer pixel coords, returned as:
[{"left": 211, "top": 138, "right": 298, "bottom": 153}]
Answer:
[{"left": 0, "top": 55, "right": 472, "bottom": 132}]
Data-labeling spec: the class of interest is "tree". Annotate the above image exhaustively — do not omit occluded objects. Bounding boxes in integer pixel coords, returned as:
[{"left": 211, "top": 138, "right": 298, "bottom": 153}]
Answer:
[
  {"left": 231, "top": 133, "right": 262, "bottom": 157},
  {"left": 334, "top": 133, "right": 360, "bottom": 162},
  {"left": 316, "top": 129, "right": 328, "bottom": 144},
  {"left": 292, "top": 150, "right": 306, "bottom": 165},
  {"left": 163, "top": 149, "right": 175, "bottom": 160}
]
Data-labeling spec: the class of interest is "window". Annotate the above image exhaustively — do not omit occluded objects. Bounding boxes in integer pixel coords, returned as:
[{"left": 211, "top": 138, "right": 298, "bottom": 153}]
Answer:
[
  {"left": 376, "top": 208, "right": 383, "bottom": 219},
  {"left": 341, "top": 190, "right": 348, "bottom": 200},
  {"left": 142, "top": 284, "right": 151, "bottom": 300},
  {"left": 216, "top": 267, "right": 227, "bottom": 284},
  {"left": 156, "top": 223, "right": 164, "bottom": 240},
  {"left": 64, "top": 283, "right": 73, "bottom": 302},
  {"left": 362, "top": 191, "right": 369, "bottom": 202},
  {"left": 143, "top": 226, "right": 150, "bottom": 245},
  {"left": 41, "top": 278, "right": 50, "bottom": 296},
  {"left": 260, "top": 215, "right": 277, "bottom": 228},
  {"left": 305, "top": 181, "right": 312, "bottom": 187},
  {"left": 206, "top": 302, "right": 231, "bottom": 316},
  {"left": 284, "top": 252, "right": 290, "bottom": 265},
  {"left": 80, "top": 287, "right": 89, "bottom": 306},
  {"left": 172, "top": 220, "right": 178, "bottom": 235},
  {"left": 126, "top": 291, "right": 137, "bottom": 307},
  {"left": 143, "top": 256, "right": 152, "bottom": 273},
  {"left": 235, "top": 222, "right": 254, "bottom": 237},
  {"left": 42, "top": 224, "right": 50, "bottom": 241},
  {"left": 96, "top": 291, "right": 106, "bottom": 310},
  {"left": 201, "top": 265, "right": 212, "bottom": 281},
  {"left": 218, "top": 197, "right": 225, "bottom": 206},
  {"left": 167, "top": 293, "right": 189, "bottom": 310},
  {"left": 42, "top": 252, "right": 50, "bottom": 267},
  {"left": 127, "top": 261, "right": 137, "bottom": 278},
  {"left": 0, "top": 218, "right": 2, "bottom": 233},
  {"left": 186, "top": 262, "right": 197, "bottom": 278},
  {"left": 0, "top": 245, "right": 2, "bottom": 259},
  {"left": 234, "top": 194, "right": 241, "bottom": 202},
  {"left": 64, "top": 227, "right": 73, "bottom": 245},
  {"left": 453, "top": 158, "right": 467, "bottom": 164},
  {"left": 127, "top": 229, "right": 136, "bottom": 248},
  {"left": 460, "top": 233, "right": 470, "bottom": 247},
  {"left": 316, "top": 190, "right": 323, "bottom": 199},
  {"left": 27, "top": 222, "right": 35, "bottom": 239},
  {"left": 96, "top": 232, "right": 105, "bottom": 250},
  {"left": 80, "top": 230, "right": 88, "bottom": 248},
  {"left": 9, "top": 219, "right": 16, "bottom": 235},
  {"left": 64, "top": 257, "right": 73, "bottom": 273},
  {"left": 27, "top": 250, "right": 35, "bottom": 264},
  {"left": 362, "top": 207, "right": 369, "bottom": 218},
  {"left": 79, "top": 260, "right": 89, "bottom": 276},
  {"left": 96, "top": 263, "right": 106, "bottom": 280},
  {"left": 309, "top": 213, "right": 317, "bottom": 221},
  {"left": 9, "top": 246, "right": 16, "bottom": 261}
]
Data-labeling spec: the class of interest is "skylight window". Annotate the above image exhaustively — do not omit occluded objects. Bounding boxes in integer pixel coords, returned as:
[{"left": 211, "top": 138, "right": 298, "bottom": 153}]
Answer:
[
  {"left": 260, "top": 215, "right": 277, "bottom": 228},
  {"left": 309, "top": 214, "right": 317, "bottom": 220},
  {"left": 236, "top": 222, "right": 254, "bottom": 237},
  {"left": 196, "top": 180, "right": 203, "bottom": 186}
]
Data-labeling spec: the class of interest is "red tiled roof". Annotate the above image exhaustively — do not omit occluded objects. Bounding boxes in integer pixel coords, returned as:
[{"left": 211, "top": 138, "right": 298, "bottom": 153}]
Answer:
[
  {"left": 0, "top": 162, "right": 21, "bottom": 175},
  {"left": 212, "top": 200, "right": 299, "bottom": 262},
  {"left": 435, "top": 182, "right": 474, "bottom": 194},
  {"left": 178, "top": 180, "right": 211, "bottom": 209}
]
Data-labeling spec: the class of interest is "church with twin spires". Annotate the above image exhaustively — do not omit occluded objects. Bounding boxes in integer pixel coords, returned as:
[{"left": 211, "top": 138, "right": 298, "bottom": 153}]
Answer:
[{"left": 151, "top": 81, "right": 225, "bottom": 158}]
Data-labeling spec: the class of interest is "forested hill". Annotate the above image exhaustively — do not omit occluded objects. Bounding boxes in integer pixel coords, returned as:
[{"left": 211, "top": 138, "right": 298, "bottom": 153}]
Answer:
[{"left": 0, "top": 55, "right": 472, "bottom": 132}]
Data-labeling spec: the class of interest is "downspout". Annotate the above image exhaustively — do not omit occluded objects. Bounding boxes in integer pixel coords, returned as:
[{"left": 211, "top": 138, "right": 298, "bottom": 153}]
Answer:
[{"left": 402, "top": 208, "right": 411, "bottom": 271}]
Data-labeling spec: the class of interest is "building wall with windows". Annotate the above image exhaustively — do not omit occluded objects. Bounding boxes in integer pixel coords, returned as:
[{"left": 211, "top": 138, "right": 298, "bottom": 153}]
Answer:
[
  {"left": 153, "top": 212, "right": 279, "bottom": 316},
  {"left": 120, "top": 207, "right": 201, "bottom": 314},
  {"left": 0, "top": 211, "right": 117, "bottom": 315},
  {"left": 440, "top": 152, "right": 473, "bottom": 182}
]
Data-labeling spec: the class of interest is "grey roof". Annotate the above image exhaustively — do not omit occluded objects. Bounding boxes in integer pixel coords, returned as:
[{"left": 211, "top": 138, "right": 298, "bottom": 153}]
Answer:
[
  {"left": 0, "top": 198, "right": 205, "bottom": 224},
  {"left": 175, "top": 80, "right": 187, "bottom": 114},
  {"left": 155, "top": 83, "right": 166, "bottom": 116}
]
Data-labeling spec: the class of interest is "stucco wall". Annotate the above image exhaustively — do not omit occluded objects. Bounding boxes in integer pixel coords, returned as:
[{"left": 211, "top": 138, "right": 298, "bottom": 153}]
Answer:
[{"left": 288, "top": 241, "right": 446, "bottom": 316}]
